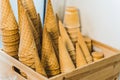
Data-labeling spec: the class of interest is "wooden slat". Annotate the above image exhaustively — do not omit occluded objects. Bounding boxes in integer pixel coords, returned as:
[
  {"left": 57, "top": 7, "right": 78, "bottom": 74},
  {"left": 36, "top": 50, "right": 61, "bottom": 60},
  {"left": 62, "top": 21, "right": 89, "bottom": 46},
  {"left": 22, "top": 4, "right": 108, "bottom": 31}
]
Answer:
[{"left": 0, "top": 50, "right": 48, "bottom": 80}]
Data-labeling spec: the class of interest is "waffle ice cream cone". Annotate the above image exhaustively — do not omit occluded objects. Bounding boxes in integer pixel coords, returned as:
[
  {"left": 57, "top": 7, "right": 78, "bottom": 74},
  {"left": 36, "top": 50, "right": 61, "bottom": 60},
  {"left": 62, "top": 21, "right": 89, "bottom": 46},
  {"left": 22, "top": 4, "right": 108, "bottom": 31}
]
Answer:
[
  {"left": 59, "top": 20, "right": 76, "bottom": 64},
  {"left": 21, "top": 0, "right": 37, "bottom": 19},
  {"left": 92, "top": 52, "right": 104, "bottom": 61},
  {"left": 18, "top": 0, "right": 47, "bottom": 77},
  {"left": 36, "top": 13, "right": 43, "bottom": 45},
  {"left": 76, "top": 43, "right": 87, "bottom": 68},
  {"left": 20, "top": 0, "right": 41, "bottom": 38},
  {"left": 0, "top": 0, "right": 18, "bottom": 30},
  {"left": 77, "top": 31, "right": 93, "bottom": 63},
  {"left": 84, "top": 36, "right": 92, "bottom": 53},
  {"left": 44, "top": 0, "right": 59, "bottom": 56},
  {"left": 18, "top": 0, "right": 41, "bottom": 55},
  {"left": 64, "top": 7, "right": 80, "bottom": 28},
  {"left": 59, "top": 36, "right": 75, "bottom": 73},
  {"left": 41, "top": 27, "right": 60, "bottom": 77}
]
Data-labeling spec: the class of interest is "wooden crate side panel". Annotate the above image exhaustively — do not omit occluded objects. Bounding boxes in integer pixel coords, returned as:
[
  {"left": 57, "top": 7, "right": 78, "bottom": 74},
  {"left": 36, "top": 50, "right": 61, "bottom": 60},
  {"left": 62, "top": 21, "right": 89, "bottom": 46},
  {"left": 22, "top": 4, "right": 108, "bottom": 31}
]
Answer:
[
  {"left": 50, "top": 53, "right": 120, "bottom": 80},
  {"left": 66, "top": 65, "right": 114, "bottom": 80},
  {"left": 92, "top": 40, "right": 120, "bottom": 53},
  {"left": 64, "top": 62, "right": 120, "bottom": 80},
  {"left": 0, "top": 50, "right": 49, "bottom": 80}
]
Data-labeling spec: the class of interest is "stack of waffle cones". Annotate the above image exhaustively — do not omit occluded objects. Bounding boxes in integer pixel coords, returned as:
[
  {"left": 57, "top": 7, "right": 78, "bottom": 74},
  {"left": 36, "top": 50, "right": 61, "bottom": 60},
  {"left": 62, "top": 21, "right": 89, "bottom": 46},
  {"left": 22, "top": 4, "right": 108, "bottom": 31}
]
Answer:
[
  {"left": 59, "top": 20, "right": 76, "bottom": 65},
  {"left": 41, "top": 27, "right": 60, "bottom": 77},
  {"left": 44, "top": 0, "right": 59, "bottom": 57},
  {"left": 59, "top": 36, "right": 75, "bottom": 73},
  {"left": 19, "top": 0, "right": 42, "bottom": 55},
  {"left": 64, "top": 7, "right": 80, "bottom": 46},
  {"left": 0, "top": 0, "right": 19, "bottom": 58},
  {"left": 18, "top": 0, "right": 47, "bottom": 77}
]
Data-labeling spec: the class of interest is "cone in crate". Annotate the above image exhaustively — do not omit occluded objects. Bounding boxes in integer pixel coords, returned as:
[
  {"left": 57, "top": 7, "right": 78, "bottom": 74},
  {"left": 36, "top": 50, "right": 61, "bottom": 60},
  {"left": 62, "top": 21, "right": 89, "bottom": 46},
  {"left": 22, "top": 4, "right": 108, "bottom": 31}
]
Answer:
[
  {"left": 18, "top": 0, "right": 41, "bottom": 56},
  {"left": 37, "top": 13, "right": 43, "bottom": 45},
  {"left": 0, "top": 0, "right": 20, "bottom": 58},
  {"left": 18, "top": 0, "right": 47, "bottom": 77},
  {"left": 64, "top": 7, "right": 80, "bottom": 28},
  {"left": 77, "top": 31, "right": 93, "bottom": 63},
  {"left": 20, "top": 0, "right": 37, "bottom": 21},
  {"left": 0, "top": 0, "right": 18, "bottom": 30},
  {"left": 84, "top": 36, "right": 92, "bottom": 53},
  {"left": 44, "top": 0, "right": 59, "bottom": 57},
  {"left": 59, "top": 36, "right": 75, "bottom": 73},
  {"left": 76, "top": 43, "right": 87, "bottom": 68},
  {"left": 59, "top": 20, "right": 76, "bottom": 65},
  {"left": 41, "top": 27, "right": 60, "bottom": 77},
  {"left": 20, "top": 0, "right": 42, "bottom": 51}
]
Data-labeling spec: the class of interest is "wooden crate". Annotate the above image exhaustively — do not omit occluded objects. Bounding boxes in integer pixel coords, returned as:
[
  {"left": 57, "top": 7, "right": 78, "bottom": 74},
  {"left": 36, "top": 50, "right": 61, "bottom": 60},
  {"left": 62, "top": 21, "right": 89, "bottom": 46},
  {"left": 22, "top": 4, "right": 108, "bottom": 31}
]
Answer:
[{"left": 0, "top": 40, "right": 120, "bottom": 80}]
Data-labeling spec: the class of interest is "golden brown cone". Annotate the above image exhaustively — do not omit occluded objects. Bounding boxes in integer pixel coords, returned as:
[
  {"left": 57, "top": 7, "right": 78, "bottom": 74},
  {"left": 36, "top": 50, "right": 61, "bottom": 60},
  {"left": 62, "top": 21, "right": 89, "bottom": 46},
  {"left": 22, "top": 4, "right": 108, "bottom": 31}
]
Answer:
[
  {"left": 41, "top": 27, "right": 60, "bottom": 77},
  {"left": 18, "top": 0, "right": 47, "bottom": 77},
  {"left": 64, "top": 7, "right": 80, "bottom": 28},
  {"left": 18, "top": 0, "right": 41, "bottom": 55},
  {"left": 59, "top": 20, "right": 76, "bottom": 64},
  {"left": 76, "top": 43, "right": 87, "bottom": 68},
  {"left": 0, "top": 0, "right": 18, "bottom": 30},
  {"left": 84, "top": 36, "right": 92, "bottom": 52},
  {"left": 59, "top": 36, "right": 75, "bottom": 73},
  {"left": 44, "top": 0, "right": 59, "bottom": 56},
  {"left": 92, "top": 52, "right": 104, "bottom": 59},
  {"left": 37, "top": 13, "right": 43, "bottom": 45},
  {"left": 21, "top": 0, "right": 37, "bottom": 19},
  {"left": 20, "top": 0, "right": 42, "bottom": 48},
  {"left": 77, "top": 31, "right": 93, "bottom": 63}
]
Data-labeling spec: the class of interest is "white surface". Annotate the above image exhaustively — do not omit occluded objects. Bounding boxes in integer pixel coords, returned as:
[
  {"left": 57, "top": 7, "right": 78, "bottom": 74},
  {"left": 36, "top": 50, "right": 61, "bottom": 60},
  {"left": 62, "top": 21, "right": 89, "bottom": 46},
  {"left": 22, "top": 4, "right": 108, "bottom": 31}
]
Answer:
[{"left": 63, "top": 0, "right": 120, "bottom": 50}]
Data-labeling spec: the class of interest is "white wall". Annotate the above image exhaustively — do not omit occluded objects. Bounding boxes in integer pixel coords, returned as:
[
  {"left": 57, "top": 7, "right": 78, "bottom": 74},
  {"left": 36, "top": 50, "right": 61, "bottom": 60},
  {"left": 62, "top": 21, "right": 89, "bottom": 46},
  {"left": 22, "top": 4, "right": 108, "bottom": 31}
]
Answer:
[{"left": 63, "top": 0, "right": 120, "bottom": 49}]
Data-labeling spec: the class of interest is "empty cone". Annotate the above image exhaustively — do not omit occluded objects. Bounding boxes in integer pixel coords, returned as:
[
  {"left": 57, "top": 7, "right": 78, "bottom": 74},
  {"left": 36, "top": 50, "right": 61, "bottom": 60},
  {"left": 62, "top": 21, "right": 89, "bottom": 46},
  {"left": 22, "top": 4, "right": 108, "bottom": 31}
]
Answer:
[
  {"left": 64, "top": 7, "right": 80, "bottom": 28},
  {"left": 18, "top": 0, "right": 41, "bottom": 55},
  {"left": 21, "top": 0, "right": 37, "bottom": 19},
  {"left": 76, "top": 43, "right": 87, "bottom": 68},
  {"left": 44, "top": 0, "right": 59, "bottom": 56},
  {"left": 0, "top": 0, "right": 18, "bottom": 30},
  {"left": 18, "top": 0, "right": 47, "bottom": 77},
  {"left": 41, "top": 27, "right": 60, "bottom": 77},
  {"left": 59, "top": 20, "right": 76, "bottom": 64},
  {"left": 77, "top": 31, "right": 93, "bottom": 63},
  {"left": 84, "top": 36, "right": 92, "bottom": 52},
  {"left": 36, "top": 13, "right": 43, "bottom": 45},
  {"left": 59, "top": 36, "right": 75, "bottom": 73}
]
